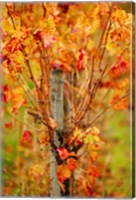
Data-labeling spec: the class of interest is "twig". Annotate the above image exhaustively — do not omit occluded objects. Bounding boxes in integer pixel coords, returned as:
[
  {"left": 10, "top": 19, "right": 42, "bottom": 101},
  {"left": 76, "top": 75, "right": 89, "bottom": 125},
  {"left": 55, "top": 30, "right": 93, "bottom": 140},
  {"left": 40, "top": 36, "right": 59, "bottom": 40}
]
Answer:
[
  {"left": 95, "top": 4, "right": 113, "bottom": 57},
  {"left": 11, "top": 62, "right": 40, "bottom": 110},
  {"left": 5, "top": 3, "right": 16, "bottom": 30},
  {"left": 97, "top": 20, "right": 112, "bottom": 70},
  {"left": 42, "top": 3, "right": 46, "bottom": 17},
  {"left": 22, "top": 49, "right": 40, "bottom": 91},
  {"left": 6, "top": 111, "right": 43, "bottom": 133},
  {"left": 83, "top": 92, "right": 129, "bottom": 131}
]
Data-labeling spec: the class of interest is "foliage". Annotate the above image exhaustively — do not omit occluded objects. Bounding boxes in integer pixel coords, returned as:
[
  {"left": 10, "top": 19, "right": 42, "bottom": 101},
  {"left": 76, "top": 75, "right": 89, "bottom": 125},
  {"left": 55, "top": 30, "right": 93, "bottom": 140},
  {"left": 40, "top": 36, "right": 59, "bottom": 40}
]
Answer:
[{"left": 1, "top": 2, "right": 132, "bottom": 197}]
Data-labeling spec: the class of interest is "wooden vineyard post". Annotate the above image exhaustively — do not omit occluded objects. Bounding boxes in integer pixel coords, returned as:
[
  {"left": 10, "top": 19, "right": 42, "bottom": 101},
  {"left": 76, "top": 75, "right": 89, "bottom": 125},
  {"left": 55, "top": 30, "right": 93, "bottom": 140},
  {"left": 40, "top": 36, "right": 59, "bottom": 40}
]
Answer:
[{"left": 50, "top": 70, "right": 64, "bottom": 197}]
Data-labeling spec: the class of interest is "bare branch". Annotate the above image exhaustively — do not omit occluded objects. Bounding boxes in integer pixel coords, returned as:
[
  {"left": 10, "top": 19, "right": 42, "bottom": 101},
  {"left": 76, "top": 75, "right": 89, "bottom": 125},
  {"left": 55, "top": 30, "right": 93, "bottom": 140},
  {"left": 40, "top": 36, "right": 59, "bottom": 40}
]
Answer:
[
  {"left": 83, "top": 93, "right": 130, "bottom": 130},
  {"left": 6, "top": 111, "right": 43, "bottom": 133},
  {"left": 5, "top": 3, "right": 16, "bottom": 30}
]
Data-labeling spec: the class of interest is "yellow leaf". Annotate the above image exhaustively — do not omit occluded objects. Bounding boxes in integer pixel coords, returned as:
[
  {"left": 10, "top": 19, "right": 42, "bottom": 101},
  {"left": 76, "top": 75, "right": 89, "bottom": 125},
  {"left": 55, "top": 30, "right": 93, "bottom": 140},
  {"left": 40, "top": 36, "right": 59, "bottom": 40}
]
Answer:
[
  {"left": 84, "top": 134, "right": 93, "bottom": 144},
  {"left": 91, "top": 127, "right": 100, "bottom": 135},
  {"left": 93, "top": 136, "right": 100, "bottom": 142}
]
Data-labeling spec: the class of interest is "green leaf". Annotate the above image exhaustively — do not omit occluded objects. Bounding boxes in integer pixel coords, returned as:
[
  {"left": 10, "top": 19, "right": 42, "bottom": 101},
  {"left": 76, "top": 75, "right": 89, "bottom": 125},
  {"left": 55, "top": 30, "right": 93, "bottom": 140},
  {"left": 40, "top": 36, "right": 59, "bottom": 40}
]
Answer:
[{"left": 28, "top": 81, "right": 34, "bottom": 90}]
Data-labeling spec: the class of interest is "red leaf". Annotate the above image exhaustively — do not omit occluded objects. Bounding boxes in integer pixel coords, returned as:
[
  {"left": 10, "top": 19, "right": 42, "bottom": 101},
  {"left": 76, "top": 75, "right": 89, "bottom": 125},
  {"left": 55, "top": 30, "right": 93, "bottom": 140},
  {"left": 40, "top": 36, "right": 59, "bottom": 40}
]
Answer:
[
  {"left": 2, "top": 84, "right": 9, "bottom": 103},
  {"left": 6, "top": 38, "right": 22, "bottom": 53},
  {"left": 57, "top": 147, "right": 70, "bottom": 160},
  {"left": 76, "top": 139, "right": 84, "bottom": 145},
  {"left": 4, "top": 122, "right": 13, "bottom": 129},
  {"left": 2, "top": 84, "right": 9, "bottom": 92},
  {"left": 2, "top": 94, "right": 8, "bottom": 103},
  {"left": 77, "top": 48, "right": 85, "bottom": 71},
  {"left": 21, "top": 130, "right": 32, "bottom": 143},
  {"left": 34, "top": 30, "right": 56, "bottom": 49},
  {"left": 22, "top": 98, "right": 27, "bottom": 106},
  {"left": 110, "top": 61, "right": 127, "bottom": 78},
  {"left": 120, "top": 61, "right": 127, "bottom": 72},
  {"left": 33, "top": 30, "right": 43, "bottom": 39},
  {"left": 16, "top": 64, "right": 23, "bottom": 73},
  {"left": 51, "top": 61, "right": 63, "bottom": 70}
]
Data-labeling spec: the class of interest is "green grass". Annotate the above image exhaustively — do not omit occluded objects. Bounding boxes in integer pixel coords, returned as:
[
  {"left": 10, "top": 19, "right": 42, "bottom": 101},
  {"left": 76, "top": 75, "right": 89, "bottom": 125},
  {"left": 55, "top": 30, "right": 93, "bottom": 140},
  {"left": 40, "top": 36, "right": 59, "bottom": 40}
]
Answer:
[{"left": 100, "top": 110, "right": 132, "bottom": 197}]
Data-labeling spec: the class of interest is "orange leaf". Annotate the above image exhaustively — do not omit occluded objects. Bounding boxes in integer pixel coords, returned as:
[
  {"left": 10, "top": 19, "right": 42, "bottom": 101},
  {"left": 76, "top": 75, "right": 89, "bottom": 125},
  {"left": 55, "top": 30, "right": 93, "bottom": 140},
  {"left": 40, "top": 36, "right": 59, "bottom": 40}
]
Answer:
[
  {"left": 91, "top": 144, "right": 100, "bottom": 151},
  {"left": 111, "top": 96, "right": 129, "bottom": 110},
  {"left": 90, "top": 151, "right": 98, "bottom": 162},
  {"left": 57, "top": 164, "right": 71, "bottom": 183},
  {"left": 66, "top": 158, "right": 77, "bottom": 171},
  {"left": 88, "top": 175, "right": 96, "bottom": 186},
  {"left": 87, "top": 165, "right": 101, "bottom": 178}
]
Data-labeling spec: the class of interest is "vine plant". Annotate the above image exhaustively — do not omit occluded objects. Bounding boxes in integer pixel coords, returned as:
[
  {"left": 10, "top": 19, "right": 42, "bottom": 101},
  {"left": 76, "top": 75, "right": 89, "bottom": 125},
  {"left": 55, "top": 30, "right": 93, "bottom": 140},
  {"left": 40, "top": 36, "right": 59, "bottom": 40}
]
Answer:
[{"left": 1, "top": 2, "right": 131, "bottom": 197}]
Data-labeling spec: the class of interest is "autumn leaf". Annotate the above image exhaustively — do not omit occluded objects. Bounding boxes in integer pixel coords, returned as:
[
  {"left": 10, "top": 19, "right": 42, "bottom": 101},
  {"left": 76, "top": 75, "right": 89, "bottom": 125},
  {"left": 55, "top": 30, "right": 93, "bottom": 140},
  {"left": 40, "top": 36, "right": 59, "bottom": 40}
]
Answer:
[
  {"left": 76, "top": 139, "right": 84, "bottom": 145},
  {"left": 90, "top": 151, "right": 98, "bottom": 162},
  {"left": 87, "top": 165, "right": 101, "bottom": 178},
  {"left": 84, "top": 134, "right": 93, "bottom": 144},
  {"left": 91, "top": 127, "right": 100, "bottom": 135},
  {"left": 2, "top": 84, "right": 10, "bottom": 103},
  {"left": 66, "top": 158, "right": 77, "bottom": 171},
  {"left": 87, "top": 175, "right": 96, "bottom": 186},
  {"left": 84, "top": 127, "right": 100, "bottom": 144},
  {"left": 34, "top": 30, "right": 56, "bottom": 48},
  {"left": 57, "top": 164, "right": 71, "bottom": 183},
  {"left": 93, "top": 135, "right": 100, "bottom": 142},
  {"left": 110, "top": 61, "right": 128, "bottom": 78},
  {"left": 22, "top": 98, "right": 27, "bottom": 106},
  {"left": 68, "top": 128, "right": 84, "bottom": 146},
  {"left": 91, "top": 144, "right": 100, "bottom": 151},
  {"left": 6, "top": 38, "right": 23, "bottom": 53},
  {"left": 4, "top": 122, "right": 13, "bottom": 129},
  {"left": 111, "top": 95, "right": 129, "bottom": 110},
  {"left": 10, "top": 87, "right": 24, "bottom": 104},
  {"left": 56, "top": 147, "right": 70, "bottom": 160},
  {"left": 21, "top": 130, "right": 32, "bottom": 143},
  {"left": 77, "top": 48, "right": 85, "bottom": 71},
  {"left": 2, "top": 84, "right": 9, "bottom": 92}
]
